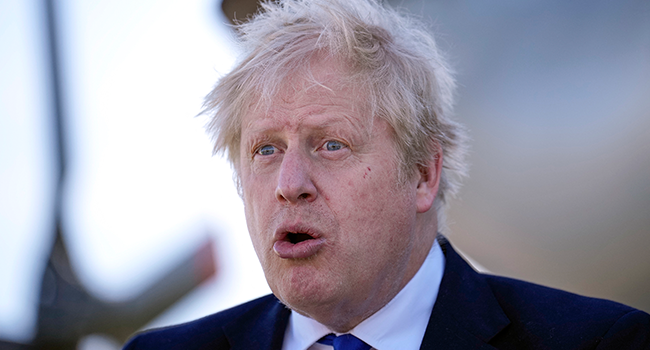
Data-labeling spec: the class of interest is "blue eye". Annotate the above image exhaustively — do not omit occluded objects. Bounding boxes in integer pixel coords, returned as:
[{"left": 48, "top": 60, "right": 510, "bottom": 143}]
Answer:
[
  {"left": 258, "top": 145, "right": 276, "bottom": 155},
  {"left": 325, "top": 140, "right": 343, "bottom": 151}
]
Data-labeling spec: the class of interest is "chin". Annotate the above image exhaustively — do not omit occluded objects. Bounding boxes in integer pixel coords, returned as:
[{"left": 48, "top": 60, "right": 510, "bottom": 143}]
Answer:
[{"left": 273, "top": 270, "right": 342, "bottom": 312}]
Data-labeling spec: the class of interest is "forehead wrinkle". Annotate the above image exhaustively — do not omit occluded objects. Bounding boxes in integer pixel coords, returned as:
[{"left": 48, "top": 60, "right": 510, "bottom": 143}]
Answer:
[
  {"left": 242, "top": 68, "right": 373, "bottom": 141},
  {"left": 244, "top": 99, "right": 363, "bottom": 132}
]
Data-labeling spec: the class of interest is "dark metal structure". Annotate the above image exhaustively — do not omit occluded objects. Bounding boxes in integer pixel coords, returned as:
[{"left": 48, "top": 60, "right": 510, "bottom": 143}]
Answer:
[{"left": 221, "top": 0, "right": 263, "bottom": 25}]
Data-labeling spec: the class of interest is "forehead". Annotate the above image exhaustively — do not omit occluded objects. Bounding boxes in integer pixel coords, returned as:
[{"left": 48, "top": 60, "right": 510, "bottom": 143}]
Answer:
[{"left": 241, "top": 59, "right": 370, "bottom": 134}]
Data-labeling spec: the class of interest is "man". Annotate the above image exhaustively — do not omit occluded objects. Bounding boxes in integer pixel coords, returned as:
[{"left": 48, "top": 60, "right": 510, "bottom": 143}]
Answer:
[{"left": 124, "top": 0, "right": 650, "bottom": 349}]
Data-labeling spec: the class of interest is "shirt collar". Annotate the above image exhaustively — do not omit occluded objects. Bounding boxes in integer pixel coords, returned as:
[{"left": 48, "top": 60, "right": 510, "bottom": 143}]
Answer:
[{"left": 282, "top": 239, "right": 445, "bottom": 350}]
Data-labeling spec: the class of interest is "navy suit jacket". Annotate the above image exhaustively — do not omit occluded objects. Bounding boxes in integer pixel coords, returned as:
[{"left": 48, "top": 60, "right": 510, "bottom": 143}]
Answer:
[{"left": 123, "top": 238, "right": 650, "bottom": 349}]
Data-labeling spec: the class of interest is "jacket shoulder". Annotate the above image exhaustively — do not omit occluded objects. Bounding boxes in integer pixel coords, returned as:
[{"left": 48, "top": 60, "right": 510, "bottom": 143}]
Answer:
[
  {"left": 484, "top": 275, "right": 650, "bottom": 349},
  {"left": 122, "top": 294, "right": 282, "bottom": 350}
]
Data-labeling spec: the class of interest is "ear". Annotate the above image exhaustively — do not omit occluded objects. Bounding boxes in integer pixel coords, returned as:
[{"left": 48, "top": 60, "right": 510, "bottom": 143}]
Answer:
[{"left": 415, "top": 142, "right": 443, "bottom": 213}]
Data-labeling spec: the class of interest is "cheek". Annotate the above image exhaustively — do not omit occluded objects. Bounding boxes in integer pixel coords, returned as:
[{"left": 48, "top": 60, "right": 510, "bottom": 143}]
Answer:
[
  {"left": 241, "top": 169, "right": 269, "bottom": 222},
  {"left": 344, "top": 178, "right": 415, "bottom": 243},
  {"left": 242, "top": 187, "right": 270, "bottom": 254}
]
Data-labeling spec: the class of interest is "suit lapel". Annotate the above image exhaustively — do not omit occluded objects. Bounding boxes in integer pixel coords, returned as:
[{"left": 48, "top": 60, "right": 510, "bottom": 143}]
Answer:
[
  {"left": 223, "top": 295, "right": 291, "bottom": 350},
  {"left": 419, "top": 237, "right": 510, "bottom": 350}
]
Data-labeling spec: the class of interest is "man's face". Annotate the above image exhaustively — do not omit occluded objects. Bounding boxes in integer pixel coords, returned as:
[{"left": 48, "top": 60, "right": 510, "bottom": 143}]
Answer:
[{"left": 238, "top": 60, "right": 431, "bottom": 330}]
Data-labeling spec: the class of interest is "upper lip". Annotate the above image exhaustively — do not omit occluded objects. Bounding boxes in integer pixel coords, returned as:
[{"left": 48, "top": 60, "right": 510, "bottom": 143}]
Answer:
[{"left": 274, "top": 223, "right": 322, "bottom": 243}]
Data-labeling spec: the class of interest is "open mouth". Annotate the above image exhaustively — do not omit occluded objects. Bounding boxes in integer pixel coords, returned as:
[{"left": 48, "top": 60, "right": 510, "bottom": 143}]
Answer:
[
  {"left": 287, "top": 232, "right": 314, "bottom": 244},
  {"left": 274, "top": 227, "right": 325, "bottom": 259}
]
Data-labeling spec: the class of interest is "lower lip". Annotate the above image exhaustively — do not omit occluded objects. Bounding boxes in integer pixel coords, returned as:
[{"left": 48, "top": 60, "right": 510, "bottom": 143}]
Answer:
[{"left": 273, "top": 238, "right": 325, "bottom": 259}]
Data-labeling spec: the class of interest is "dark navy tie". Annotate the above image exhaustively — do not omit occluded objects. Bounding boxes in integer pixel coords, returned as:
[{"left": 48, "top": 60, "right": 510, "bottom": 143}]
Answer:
[{"left": 317, "top": 333, "right": 372, "bottom": 350}]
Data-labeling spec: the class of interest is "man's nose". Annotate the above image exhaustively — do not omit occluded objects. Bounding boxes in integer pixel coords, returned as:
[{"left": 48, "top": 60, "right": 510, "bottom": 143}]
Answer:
[{"left": 275, "top": 151, "right": 317, "bottom": 203}]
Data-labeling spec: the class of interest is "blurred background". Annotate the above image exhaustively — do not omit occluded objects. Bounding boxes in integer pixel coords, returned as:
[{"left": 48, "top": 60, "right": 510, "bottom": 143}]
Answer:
[{"left": 0, "top": 0, "right": 648, "bottom": 348}]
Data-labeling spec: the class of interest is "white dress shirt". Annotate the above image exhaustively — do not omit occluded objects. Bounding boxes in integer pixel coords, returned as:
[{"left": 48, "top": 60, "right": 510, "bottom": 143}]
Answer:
[{"left": 281, "top": 239, "right": 445, "bottom": 350}]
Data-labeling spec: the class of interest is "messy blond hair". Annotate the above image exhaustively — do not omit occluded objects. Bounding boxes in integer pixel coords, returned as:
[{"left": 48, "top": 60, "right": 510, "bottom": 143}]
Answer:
[{"left": 203, "top": 0, "right": 468, "bottom": 229}]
